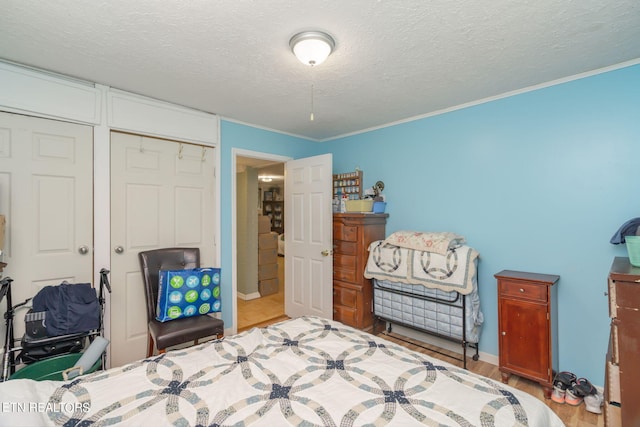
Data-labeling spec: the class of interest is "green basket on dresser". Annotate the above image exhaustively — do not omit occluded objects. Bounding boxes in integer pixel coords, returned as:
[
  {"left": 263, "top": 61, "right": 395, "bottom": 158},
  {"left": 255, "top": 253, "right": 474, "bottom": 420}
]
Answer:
[{"left": 625, "top": 236, "right": 640, "bottom": 267}]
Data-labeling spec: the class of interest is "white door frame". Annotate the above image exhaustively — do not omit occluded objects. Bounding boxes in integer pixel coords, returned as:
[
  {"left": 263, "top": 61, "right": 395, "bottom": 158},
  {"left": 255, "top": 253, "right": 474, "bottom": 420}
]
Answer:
[{"left": 231, "top": 148, "right": 291, "bottom": 334}]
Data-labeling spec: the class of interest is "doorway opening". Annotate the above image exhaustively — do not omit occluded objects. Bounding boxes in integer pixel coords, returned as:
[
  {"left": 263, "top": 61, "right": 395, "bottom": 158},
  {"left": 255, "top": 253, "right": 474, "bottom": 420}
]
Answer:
[{"left": 235, "top": 154, "right": 287, "bottom": 331}]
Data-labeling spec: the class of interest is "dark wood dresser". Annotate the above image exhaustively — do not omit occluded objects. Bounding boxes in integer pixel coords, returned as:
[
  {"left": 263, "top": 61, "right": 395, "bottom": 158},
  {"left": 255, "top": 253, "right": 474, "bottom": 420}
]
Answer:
[
  {"left": 332, "top": 213, "right": 388, "bottom": 330},
  {"left": 495, "top": 270, "right": 559, "bottom": 398},
  {"left": 605, "top": 257, "right": 640, "bottom": 427}
]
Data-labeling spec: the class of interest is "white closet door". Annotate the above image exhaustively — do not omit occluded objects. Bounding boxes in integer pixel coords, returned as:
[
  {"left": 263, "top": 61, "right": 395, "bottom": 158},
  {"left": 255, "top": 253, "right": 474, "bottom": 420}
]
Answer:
[
  {"left": 0, "top": 112, "right": 93, "bottom": 334},
  {"left": 109, "top": 131, "right": 216, "bottom": 367}
]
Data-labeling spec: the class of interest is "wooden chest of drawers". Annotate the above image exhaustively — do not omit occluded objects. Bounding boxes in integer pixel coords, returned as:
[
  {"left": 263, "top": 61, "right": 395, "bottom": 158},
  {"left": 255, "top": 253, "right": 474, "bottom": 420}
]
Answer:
[
  {"left": 332, "top": 213, "right": 387, "bottom": 330},
  {"left": 605, "top": 257, "right": 640, "bottom": 427}
]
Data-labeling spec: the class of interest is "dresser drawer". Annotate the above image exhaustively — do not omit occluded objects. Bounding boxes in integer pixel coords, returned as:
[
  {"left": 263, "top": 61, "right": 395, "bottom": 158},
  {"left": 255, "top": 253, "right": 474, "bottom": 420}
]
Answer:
[
  {"left": 333, "top": 223, "right": 358, "bottom": 242},
  {"left": 334, "top": 240, "right": 357, "bottom": 255},
  {"left": 334, "top": 268, "right": 357, "bottom": 283},
  {"left": 498, "top": 279, "right": 547, "bottom": 302},
  {"left": 610, "top": 322, "right": 620, "bottom": 364},
  {"left": 334, "top": 284, "right": 358, "bottom": 309},
  {"left": 606, "top": 359, "right": 621, "bottom": 404},
  {"left": 615, "top": 279, "right": 640, "bottom": 311},
  {"left": 608, "top": 278, "right": 617, "bottom": 318},
  {"left": 334, "top": 253, "right": 356, "bottom": 270},
  {"left": 604, "top": 400, "right": 622, "bottom": 427},
  {"left": 333, "top": 304, "right": 357, "bottom": 327}
]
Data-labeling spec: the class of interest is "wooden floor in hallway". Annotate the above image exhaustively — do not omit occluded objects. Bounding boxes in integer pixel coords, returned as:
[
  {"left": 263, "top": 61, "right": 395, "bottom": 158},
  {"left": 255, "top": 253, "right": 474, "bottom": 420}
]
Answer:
[{"left": 237, "top": 255, "right": 285, "bottom": 332}]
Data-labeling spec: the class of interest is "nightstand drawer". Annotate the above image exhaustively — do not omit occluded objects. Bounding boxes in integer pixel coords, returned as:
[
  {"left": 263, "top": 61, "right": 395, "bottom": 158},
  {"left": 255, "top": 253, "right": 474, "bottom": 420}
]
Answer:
[
  {"left": 499, "top": 280, "right": 547, "bottom": 302},
  {"left": 333, "top": 223, "right": 357, "bottom": 241}
]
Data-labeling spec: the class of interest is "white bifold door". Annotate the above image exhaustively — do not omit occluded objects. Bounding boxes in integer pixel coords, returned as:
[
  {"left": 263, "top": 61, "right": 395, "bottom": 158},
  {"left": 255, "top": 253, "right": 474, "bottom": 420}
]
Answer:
[{"left": 109, "top": 132, "right": 216, "bottom": 367}]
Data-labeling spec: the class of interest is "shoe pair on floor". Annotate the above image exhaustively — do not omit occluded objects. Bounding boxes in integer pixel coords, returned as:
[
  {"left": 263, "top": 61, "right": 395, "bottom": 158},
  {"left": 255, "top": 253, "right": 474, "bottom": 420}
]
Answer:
[{"left": 551, "top": 371, "right": 603, "bottom": 414}]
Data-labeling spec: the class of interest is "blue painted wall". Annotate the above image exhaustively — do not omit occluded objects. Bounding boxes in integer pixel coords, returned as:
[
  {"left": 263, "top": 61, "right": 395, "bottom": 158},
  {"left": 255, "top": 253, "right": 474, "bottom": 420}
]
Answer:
[
  {"left": 324, "top": 63, "right": 640, "bottom": 386},
  {"left": 220, "top": 63, "right": 639, "bottom": 386}
]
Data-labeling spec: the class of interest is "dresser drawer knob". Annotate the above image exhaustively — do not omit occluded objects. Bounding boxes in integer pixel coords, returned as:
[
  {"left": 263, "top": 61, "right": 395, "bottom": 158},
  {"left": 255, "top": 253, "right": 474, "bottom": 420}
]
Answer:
[
  {"left": 519, "top": 288, "right": 525, "bottom": 293},
  {"left": 502, "top": 331, "right": 506, "bottom": 336}
]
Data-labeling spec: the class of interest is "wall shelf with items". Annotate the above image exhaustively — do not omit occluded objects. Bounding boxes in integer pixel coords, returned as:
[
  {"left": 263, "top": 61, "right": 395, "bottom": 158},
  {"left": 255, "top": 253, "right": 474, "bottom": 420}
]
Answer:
[{"left": 333, "top": 170, "right": 363, "bottom": 200}]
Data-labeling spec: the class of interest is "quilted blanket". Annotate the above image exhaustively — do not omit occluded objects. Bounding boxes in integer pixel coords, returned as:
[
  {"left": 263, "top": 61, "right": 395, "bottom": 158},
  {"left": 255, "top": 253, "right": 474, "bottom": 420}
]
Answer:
[
  {"left": 364, "top": 241, "right": 479, "bottom": 295},
  {"left": 0, "top": 317, "right": 564, "bottom": 426}
]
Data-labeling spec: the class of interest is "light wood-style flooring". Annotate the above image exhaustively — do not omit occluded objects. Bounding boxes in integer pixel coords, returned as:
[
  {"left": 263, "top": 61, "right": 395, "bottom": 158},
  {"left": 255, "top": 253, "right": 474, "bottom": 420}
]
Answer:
[
  {"left": 236, "top": 262, "right": 602, "bottom": 427},
  {"left": 237, "top": 256, "right": 285, "bottom": 332},
  {"left": 379, "top": 332, "right": 604, "bottom": 427}
]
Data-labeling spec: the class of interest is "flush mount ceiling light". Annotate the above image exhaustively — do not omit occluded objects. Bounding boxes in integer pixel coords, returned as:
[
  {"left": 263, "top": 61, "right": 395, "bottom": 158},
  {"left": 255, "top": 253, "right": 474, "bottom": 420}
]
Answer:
[{"left": 289, "top": 31, "right": 335, "bottom": 67}]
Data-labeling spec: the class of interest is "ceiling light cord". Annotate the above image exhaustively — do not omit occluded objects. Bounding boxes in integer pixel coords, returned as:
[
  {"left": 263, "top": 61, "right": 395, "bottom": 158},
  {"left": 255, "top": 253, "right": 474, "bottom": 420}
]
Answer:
[
  {"left": 310, "top": 84, "right": 315, "bottom": 121},
  {"left": 310, "top": 69, "right": 315, "bottom": 121}
]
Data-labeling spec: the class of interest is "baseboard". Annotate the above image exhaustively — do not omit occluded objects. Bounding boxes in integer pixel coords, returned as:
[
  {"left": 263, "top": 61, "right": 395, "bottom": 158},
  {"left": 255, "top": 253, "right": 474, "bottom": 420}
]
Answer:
[{"left": 237, "top": 291, "right": 262, "bottom": 301}]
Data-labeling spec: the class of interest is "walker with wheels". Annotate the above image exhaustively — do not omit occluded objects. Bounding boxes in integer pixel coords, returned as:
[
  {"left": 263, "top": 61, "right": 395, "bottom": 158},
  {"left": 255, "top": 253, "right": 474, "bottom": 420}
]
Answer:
[{"left": 0, "top": 268, "right": 111, "bottom": 382}]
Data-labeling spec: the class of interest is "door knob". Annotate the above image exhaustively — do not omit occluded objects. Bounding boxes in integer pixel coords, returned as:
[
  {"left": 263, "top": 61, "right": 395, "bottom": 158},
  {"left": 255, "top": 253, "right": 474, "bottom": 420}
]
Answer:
[
  {"left": 114, "top": 246, "right": 124, "bottom": 254},
  {"left": 78, "top": 245, "right": 89, "bottom": 255},
  {"left": 321, "top": 249, "right": 333, "bottom": 257}
]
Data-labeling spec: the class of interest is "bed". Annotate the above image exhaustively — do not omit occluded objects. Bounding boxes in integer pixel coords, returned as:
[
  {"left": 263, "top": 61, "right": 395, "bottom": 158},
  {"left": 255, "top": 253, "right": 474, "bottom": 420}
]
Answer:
[
  {"left": 0, "top": 316, "right": 564, "bottom": 426},
  {"left": 364, "top": 231, "right": 483, "bottom": 367}
]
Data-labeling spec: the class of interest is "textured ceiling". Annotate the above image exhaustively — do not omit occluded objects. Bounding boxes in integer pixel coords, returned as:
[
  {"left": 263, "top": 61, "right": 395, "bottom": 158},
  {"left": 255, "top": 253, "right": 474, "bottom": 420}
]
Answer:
[{"left": 1, "top": 1, "right": 639, "bottom": 141}]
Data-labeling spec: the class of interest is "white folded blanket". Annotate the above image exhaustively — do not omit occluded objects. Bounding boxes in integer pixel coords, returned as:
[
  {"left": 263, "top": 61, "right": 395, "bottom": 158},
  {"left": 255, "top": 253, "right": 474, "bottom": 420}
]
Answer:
[
  {"left": 365, "top": 240, "right": 479, "bottom": 294},
  {"left": 382, "top": 230, "right": 465, "bottom": 255}
]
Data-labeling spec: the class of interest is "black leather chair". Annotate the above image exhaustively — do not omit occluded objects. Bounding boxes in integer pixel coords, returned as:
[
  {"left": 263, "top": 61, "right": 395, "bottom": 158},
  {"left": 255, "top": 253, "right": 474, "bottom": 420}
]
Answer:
[{"left": 138, "top": 247, "right": 224, "bottom": 357}]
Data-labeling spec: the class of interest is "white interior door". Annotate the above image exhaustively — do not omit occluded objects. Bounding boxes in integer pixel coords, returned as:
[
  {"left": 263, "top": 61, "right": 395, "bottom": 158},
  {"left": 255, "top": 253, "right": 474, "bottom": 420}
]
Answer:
[
  {"left": 110, "top": 132, "right": 216, "bottom": 367},
  {"left": 284, "top": 153, "right": 333, "bottom": 319},
  {"left": 0, "top": 112, "right": 93, "bottom": 336}
]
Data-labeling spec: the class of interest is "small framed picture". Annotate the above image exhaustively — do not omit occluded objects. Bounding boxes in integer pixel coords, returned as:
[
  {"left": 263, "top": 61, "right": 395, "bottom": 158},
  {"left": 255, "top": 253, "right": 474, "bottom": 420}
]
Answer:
[{"left": 264, "top": 191, "right": 273, "bottom": 201}]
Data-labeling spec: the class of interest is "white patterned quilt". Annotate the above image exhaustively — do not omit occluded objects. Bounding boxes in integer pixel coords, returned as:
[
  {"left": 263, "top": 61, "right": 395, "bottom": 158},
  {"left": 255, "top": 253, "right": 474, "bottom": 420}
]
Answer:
[
  {"left": 364, "top": 241, "right": 479, "bottom": 295},
  {"left": 0, "top": 317, "right": 564, "bottom": 426}
]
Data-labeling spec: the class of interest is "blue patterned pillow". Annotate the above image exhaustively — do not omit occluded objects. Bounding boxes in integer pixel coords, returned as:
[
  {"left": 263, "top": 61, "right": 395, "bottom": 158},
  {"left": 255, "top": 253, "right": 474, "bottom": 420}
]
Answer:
[{"left": 156, "top": 268, "right": 221, "bottom": 322}]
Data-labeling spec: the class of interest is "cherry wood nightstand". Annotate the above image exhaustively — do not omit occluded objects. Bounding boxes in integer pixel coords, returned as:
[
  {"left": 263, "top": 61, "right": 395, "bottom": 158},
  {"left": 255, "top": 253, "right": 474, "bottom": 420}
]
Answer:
[{"left": 495, "top": 270, "right": 559, "bottom": 398}]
